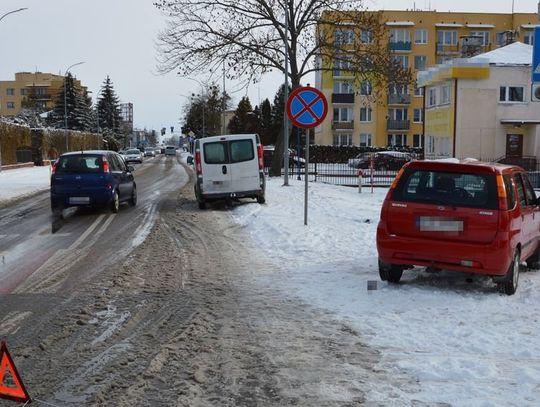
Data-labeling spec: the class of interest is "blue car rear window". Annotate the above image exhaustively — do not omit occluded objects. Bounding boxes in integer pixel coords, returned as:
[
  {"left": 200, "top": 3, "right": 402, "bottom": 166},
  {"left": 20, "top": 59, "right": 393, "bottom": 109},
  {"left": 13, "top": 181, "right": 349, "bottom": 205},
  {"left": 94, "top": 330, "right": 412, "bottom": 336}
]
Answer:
[{"left": 56, "top": 155, "right": 102, "bottom": 174}]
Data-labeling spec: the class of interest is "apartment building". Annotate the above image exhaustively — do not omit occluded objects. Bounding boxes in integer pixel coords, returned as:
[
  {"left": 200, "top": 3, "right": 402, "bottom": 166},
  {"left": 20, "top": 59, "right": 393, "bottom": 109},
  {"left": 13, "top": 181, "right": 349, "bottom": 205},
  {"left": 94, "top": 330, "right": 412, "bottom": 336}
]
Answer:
[
  {"left": 315, "top": 9, "right": 538, "bottom": 149},
  {"left": 0, "top": 72, "right": 85, "bottom": 117}
]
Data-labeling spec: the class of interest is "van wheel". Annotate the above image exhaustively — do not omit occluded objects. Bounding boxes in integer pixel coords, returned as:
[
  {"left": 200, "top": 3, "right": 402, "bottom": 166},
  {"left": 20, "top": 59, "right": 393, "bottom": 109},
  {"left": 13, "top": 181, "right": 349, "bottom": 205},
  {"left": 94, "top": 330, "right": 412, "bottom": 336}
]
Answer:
[
  {"left": 498, "top": 250, "right": 520, "bottom": 295},
  {"left": 130, "top": 186, "right": 137, "bottom": 207},
  {"left": 378, "top": 259, "right": 403, "bottom": 283},
  {"left": 257, "top": 194, "right": 266, "bottom": 204},
  {"left": 110, "top": 191, "right": 120, "bottom": 213}
]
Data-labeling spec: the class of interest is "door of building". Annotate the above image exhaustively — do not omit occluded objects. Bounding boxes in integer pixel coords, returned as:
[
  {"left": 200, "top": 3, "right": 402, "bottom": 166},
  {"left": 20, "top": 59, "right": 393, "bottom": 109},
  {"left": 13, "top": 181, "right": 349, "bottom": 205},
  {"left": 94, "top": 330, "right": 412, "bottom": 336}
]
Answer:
[{"left": 506, "top": 134, "right": 523, "bottom": 158}]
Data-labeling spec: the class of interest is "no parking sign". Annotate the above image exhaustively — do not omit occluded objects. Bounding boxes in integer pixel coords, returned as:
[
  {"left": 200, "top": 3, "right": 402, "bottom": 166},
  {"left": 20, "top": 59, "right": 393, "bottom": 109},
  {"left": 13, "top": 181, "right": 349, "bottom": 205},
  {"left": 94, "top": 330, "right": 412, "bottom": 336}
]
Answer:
[{"left": 286, "top": 87, "right": 328, "bottom": 129}]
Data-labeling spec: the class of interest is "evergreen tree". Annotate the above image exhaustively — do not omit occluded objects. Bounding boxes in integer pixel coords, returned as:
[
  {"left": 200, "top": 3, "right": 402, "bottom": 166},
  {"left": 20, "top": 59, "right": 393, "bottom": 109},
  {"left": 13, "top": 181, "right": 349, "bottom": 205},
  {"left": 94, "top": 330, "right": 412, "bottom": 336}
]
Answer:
[
  {"left": 96, "top": 76, "right": 123, "bottom": 134},
  {"left": 49, "top": 73, "right": 93, "bottom": 131},
  {"left": 228, "top": 96, "right": 258, "bottom": 134},
  {"left": 259, "top": 99, "right": 273, "bottom": 145},
  {"left": 182, "top": 84, "right": 231, "bottom": 137}
]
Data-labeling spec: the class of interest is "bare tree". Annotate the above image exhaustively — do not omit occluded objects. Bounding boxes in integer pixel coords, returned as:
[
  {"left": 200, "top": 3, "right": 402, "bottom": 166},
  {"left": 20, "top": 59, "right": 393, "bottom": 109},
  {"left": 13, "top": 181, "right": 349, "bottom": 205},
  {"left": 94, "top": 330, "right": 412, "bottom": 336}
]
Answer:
[{"left": 155, "top": 0, "right": 411, "bottom": 175}]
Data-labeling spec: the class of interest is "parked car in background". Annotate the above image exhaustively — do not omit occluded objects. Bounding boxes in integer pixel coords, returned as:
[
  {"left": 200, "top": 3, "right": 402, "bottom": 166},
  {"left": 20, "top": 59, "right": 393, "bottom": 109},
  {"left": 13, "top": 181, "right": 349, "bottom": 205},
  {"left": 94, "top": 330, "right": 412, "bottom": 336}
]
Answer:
[
  {"left": 263, "top": 145, "right": 305, "bottom": 168},
  {"left": 377, "top": 159, "right": 540, "bottom": 295},
  {"left": 50, "top": 150, "right": 137, "bottom": 213},
  {"left": 124, "top": 148, "right": 144, "bottom": 164},
  {"left": 165, "top": 146, "right": 176, "bottom": 156},
  {"left": 348, "top": 151, "right": 412, "bottom": 171}
]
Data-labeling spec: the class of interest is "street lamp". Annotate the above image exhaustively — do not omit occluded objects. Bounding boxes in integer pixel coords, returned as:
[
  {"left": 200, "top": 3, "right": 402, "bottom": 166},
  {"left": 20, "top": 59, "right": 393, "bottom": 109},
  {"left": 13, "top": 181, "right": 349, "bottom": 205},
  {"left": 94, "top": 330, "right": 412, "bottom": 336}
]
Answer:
[
  {"left": 64, "top": 61, "right": 85, "bottom": 151},
  {"left": 0, "top": 8, "right": 28, "bottom": 23}
]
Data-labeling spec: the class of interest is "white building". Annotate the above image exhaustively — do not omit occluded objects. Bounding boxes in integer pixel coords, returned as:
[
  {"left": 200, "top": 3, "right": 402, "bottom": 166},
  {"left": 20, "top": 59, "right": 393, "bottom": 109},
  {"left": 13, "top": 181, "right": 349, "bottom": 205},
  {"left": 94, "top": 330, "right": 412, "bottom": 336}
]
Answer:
[{"left": 418, "top": 42, "right": 540, "bottom": 165}]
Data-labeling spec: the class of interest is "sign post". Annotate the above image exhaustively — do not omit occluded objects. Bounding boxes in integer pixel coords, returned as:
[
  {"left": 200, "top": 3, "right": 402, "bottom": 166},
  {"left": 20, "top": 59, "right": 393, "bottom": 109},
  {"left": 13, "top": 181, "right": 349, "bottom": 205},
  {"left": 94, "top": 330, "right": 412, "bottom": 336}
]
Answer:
[{"left": 286, "top": 86, "right": 328, "bottom": 226}]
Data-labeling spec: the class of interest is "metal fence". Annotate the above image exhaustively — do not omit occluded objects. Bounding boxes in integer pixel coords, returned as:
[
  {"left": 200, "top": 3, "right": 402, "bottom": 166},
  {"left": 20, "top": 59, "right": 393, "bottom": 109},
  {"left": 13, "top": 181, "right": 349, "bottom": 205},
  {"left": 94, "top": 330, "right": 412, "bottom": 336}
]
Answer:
[{"left": 265, "top": 158, "right": 540, "bottom": 189}]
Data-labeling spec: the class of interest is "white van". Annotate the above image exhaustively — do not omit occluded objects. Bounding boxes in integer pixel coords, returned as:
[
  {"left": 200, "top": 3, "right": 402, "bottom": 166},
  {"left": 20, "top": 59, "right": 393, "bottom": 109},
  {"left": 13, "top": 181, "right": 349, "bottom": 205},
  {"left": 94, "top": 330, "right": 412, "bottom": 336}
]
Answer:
[
  {"left": 165, "top": 146, "right": 176, "bottom": 156},
  {"left": 194, "top": 134, "right": 266, "bottom": 209}
]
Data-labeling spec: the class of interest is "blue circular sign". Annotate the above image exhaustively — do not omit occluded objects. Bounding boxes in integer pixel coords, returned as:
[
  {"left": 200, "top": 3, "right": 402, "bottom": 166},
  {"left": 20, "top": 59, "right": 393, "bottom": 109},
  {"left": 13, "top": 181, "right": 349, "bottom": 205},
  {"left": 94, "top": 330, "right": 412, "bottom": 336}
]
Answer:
[{"left": 286, "top": 87, "right": 328, "bottom": 129}]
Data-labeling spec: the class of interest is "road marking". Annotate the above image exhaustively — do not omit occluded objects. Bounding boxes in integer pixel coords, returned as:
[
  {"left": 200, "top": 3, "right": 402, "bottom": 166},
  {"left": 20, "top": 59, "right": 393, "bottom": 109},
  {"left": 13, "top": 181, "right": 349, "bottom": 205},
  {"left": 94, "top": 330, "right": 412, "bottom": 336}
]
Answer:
[
  {"left": 0, "top": 311, "right": 32, "bottom": 336},
  {"left": 0, "top": 234, "right": 20, "bottom": 239},
  {"left": 68, "top": 214, "right": 106, "bottom": 251}
]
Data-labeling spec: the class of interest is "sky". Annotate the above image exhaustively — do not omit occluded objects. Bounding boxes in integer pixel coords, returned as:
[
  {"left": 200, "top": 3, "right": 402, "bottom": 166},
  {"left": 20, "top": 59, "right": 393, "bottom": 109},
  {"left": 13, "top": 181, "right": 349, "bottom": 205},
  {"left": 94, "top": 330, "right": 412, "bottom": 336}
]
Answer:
[
  {"left": 4, "top": 159, "right": 540, "bottom": 405},
  {"left": 1, "top": 0, "right": 539, "bottom": 132}
]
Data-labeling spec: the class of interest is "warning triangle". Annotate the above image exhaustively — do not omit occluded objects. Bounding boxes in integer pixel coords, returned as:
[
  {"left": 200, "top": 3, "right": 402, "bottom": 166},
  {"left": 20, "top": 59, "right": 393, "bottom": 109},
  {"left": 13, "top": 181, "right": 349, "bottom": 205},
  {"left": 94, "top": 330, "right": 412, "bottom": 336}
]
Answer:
[{"left": 0, "top": 342, "right": 31, "bottom": 403}]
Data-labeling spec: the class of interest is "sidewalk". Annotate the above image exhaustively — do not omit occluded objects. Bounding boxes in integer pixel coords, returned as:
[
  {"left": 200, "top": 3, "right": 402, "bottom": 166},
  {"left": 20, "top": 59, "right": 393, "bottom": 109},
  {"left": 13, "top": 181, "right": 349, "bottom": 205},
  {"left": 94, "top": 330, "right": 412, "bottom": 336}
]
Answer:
[{"left": 0, "top": 165, "right": 51, "bottom": 205}]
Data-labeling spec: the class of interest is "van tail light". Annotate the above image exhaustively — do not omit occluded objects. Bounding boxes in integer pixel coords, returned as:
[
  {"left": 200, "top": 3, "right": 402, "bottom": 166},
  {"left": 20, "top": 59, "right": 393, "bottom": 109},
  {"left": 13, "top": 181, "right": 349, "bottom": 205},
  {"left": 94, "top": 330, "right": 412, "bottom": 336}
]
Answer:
[
  {"left": 257, "top": 144, "right": 264, "bottom": 170},
  {"left": 102, "top": 157, "right": 110, "bottom": 173},
  {"left": 496, "top": 174, "right": 508, "bottom": 210},
  {"left": 195, "top": 151, "right": 202, "bottom": 175}
]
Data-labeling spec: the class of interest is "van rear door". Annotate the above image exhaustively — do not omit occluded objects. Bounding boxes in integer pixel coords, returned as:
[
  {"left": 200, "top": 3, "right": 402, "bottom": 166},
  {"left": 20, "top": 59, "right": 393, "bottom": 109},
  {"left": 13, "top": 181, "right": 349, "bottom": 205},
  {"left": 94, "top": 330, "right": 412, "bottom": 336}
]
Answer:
[
  {"left": 388, "top": 167, "right": 499, "bottom": 244},
  {"left": 229, "top": 136, "right": 260, "bottom": 192},
  {"left": 201, "top": 139, "right": 232, "bottom": 194}
]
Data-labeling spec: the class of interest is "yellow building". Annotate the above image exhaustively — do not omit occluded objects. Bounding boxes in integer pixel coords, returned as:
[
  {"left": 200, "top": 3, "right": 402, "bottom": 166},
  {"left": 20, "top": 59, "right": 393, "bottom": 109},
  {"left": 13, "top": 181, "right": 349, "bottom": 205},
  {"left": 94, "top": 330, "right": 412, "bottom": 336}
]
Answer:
[
  {"left": 316, "top": 10, "right": 538, "bottom": 150},
  {"left": 0, "top": 72, "right": 85, "bottom": 117}
]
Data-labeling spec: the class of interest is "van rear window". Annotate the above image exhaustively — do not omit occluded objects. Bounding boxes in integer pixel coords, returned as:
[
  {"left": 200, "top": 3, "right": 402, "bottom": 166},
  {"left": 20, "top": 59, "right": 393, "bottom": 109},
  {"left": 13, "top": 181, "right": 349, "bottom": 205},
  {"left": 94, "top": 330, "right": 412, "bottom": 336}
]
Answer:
[
  {"left": 204, "top": 142, "right": 228, "bottom": 164},
  {"left": 230, "top": 140, "right": 254, "bottom": 163},
  {"left": 393, "top": 169, "right": 498, "bottom": 209}
]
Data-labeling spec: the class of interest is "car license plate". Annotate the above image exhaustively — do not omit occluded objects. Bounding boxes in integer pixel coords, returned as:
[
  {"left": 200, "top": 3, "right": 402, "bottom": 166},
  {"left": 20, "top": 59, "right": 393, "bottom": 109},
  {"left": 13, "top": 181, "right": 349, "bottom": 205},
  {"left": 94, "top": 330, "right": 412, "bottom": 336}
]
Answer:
[
  {"left": 417, "top": 216, "right": 463, "bottom": 232},
  {"left": 69, "top": 197, "right": 90, "bottom": 204}
]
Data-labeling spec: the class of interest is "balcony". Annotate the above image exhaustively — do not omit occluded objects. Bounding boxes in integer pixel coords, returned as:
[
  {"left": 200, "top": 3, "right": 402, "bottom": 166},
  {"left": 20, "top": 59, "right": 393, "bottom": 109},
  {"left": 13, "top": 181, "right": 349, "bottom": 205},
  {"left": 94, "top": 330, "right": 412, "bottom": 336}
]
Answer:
[
  {"left": 387, "top": 119, "right": 410, "bottom": 130},
  {"left": 331, "top": 93, "right": 354, "bottom": 104},
  {"left": 389, "top": 41, "right": 412, "bottom": 52},
  {"left": 332, "top": 120, "right": 354, "bottom": 130},
  {"left": 388, "top": 94, "right": 411, "bottom": 105},
  {"left": 436, "top": 43, "right": 460, "bottom": 55},
  {"left": 332, "top": 69, "right": 354, "bottom": 79}
]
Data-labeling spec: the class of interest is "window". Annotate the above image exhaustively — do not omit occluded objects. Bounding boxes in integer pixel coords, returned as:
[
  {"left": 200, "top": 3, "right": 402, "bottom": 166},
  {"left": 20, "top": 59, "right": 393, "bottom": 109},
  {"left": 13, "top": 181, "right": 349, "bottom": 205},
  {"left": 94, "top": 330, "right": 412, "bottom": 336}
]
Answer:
[
  {"left": 413, "top": 134, "right": 424, "bottom": 148},
  {"left": 524, "top": 31, "right": 534, "bottom": 45},
  {"left": 389, "top": 84, "right": 408, "bottom": 95},
  {"left": 333, "top": 81, "right": 353, "bottom": 94},
  {"left": 6, "top": 88, "right": 15, "bottom": 96},
  {"left": 359, "top": 107, "right": 372, "bottom": 122},
  {"left": 333, "top": 133, "right": 352, "bottom": 146},
  {"left": 389, "top": 28, "right": 411, "bottom": 43},
  {"left": 334, "top": 29, "right": 354, "bottom": 46},
  {"left": 469, "top": 31, "right": 490, "bottom": 46},
  {"left": 6, "top": 102, "right": 15, "bottom": 109},
  {"left": 333, "top": 107, "right": 352, "bottom": 122},
  {"left": 392, "top": 55, "right": 409, "bottom": 68},
  {"left": 415, "top": 29, "right": 428, "bottom": 44},
  {"left": 360, "top": 30, "right": 373, "bottom": 44},
  {"left": 414, "top": 83, "right": 424, "bottom": 97},
  {"left": 428, "top": 88, "right": 437, "bottom": 107},
  {"left": 414, "top": 55, "right": 427, "bottom": 71},
  {"left": 413, "top": 108, "right": 424, "bottom": 123},
  {"left": 230, "top": 140, "right": 254, "bottom": 163},
  {"left": 518, "top": 173, "right": 537, "bottom": 206},
  {"left": 387, "top": 134, "right": 407, "bottom": 146},
  {"left": 20, "top": 88, "right": 28, "bottom": 96},
  {"left": 499, "top": 86, "right": 524, "bottom": 102},
  {"left": 503, "top": 175, "right": 516, "bottom": 209},
  {"left": 388, "top": 108, "right": 408, "bottom": 121},
  {"left": 333, "top": 55, "right": 352, "bottom": 75},
  {"left": 360, "top": 80, "right": 372, "bottom": 96},
  {"left": 359, "top": 133, "right": 372, "bottom": 147},
  {"left": 515, "top": 173, "right": 527, "bottom": 207},
  {"left": 436, "top": 56, "right": 452, "bottom": 64},
  {"left": 441, "top": 85, "right": 450, "bottom": 104},
  {"left": 204, "top": 142, "right": 228, "bottom": 164},
  {"left": 437, "top": 30, "right": 458, "bottom": 45}
]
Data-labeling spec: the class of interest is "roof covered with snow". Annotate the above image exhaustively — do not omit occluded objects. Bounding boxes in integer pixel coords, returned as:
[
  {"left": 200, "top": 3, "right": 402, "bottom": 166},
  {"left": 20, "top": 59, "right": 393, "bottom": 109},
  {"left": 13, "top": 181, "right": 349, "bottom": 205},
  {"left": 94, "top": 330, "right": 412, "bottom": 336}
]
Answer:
[{"left": 468, "top": 42, "right": 533, "bottom": 66}]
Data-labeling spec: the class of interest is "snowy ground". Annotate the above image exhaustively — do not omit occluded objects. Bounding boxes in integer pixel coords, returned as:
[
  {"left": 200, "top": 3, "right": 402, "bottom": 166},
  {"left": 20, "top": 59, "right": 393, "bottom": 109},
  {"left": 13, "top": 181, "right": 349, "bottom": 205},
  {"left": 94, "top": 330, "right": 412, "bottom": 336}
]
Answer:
[
  {"left": 3, "top": 165, "right": 540, "bottom": 405},
  {"left": 230, "top": 178, "right": 540, "bottom": 406}
]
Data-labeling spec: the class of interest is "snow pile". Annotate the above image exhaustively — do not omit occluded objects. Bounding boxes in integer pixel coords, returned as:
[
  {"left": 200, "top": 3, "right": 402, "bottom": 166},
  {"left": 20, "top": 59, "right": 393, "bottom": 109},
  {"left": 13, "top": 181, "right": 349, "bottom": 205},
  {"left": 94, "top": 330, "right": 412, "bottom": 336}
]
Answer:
[{"left": 0, "top": 166, "right": 51, "bottom": 202}]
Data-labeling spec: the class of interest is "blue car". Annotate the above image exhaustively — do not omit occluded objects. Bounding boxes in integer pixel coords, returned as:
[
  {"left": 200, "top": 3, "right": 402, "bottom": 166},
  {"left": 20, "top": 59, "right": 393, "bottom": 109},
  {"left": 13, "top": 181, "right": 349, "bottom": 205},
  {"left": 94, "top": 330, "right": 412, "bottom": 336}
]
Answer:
[{"left": 50, "top": 150, "right": 137, "bottom": 213}]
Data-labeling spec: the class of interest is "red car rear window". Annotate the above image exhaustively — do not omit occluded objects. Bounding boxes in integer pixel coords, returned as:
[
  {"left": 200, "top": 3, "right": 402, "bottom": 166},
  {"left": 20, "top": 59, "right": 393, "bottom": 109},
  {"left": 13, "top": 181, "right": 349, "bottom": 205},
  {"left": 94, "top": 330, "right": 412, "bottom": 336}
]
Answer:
[{"left": 393, "top": 168, "right": 498, "bottom": 209}]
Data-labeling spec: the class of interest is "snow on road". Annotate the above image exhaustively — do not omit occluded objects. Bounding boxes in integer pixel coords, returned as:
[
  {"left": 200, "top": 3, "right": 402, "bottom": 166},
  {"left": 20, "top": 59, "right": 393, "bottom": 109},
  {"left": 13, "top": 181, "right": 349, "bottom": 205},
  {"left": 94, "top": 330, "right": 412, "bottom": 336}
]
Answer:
[
  {"left": 231, "top": 178, "right": 540, "bottom": 406},
  {"left": 0, "top": 166, "right": 50, "bottom": 203}
]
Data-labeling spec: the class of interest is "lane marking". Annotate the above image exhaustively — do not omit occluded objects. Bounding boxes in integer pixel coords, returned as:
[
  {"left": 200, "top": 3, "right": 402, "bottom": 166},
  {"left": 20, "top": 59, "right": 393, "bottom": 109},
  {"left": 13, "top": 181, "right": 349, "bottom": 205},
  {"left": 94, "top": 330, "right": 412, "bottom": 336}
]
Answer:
[{"left": 68, "top": 214, "right": 106, "bottom": 251}]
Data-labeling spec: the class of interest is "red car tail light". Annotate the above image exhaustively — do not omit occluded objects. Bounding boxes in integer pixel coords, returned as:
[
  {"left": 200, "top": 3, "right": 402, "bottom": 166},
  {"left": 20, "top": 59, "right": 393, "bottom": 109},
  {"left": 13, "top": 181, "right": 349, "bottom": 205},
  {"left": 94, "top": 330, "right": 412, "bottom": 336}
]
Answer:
[
  {"left": 496, "top": 174, "right": 508, "bottom": 211},
  {"left": 51, "top": 162, "right": 58, "bottom": 175}
]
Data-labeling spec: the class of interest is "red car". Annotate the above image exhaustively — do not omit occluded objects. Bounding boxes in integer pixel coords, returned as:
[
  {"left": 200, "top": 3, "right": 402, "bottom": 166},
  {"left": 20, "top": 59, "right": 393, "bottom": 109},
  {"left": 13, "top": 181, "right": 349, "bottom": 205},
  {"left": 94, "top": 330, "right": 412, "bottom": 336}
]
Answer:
[{"left": 376, "top": 160, "right": 540, "bottom": 295}]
